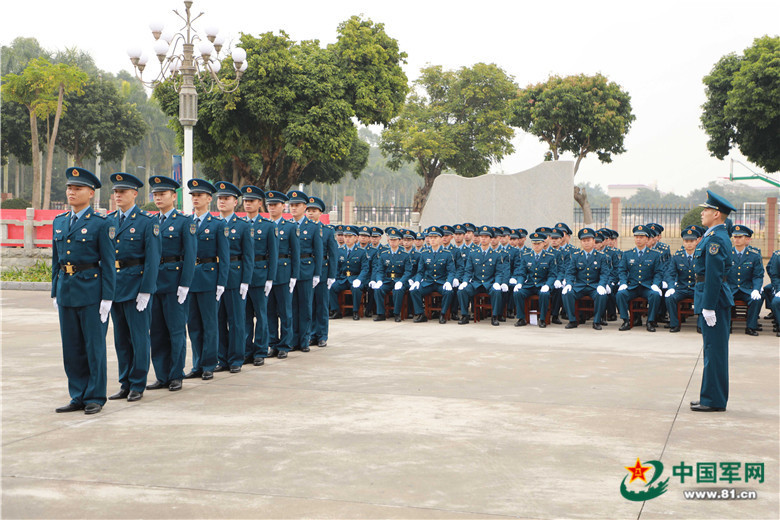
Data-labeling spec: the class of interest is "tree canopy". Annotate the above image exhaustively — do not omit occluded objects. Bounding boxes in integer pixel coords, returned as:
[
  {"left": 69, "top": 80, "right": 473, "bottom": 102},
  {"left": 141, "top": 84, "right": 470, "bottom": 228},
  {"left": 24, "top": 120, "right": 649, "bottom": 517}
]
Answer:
[
  {"left": 380, "top": 63, "right": 518, "bottom": 211},
  {"left": 701, "top": 35, "right": 780, "bottom": 173}
]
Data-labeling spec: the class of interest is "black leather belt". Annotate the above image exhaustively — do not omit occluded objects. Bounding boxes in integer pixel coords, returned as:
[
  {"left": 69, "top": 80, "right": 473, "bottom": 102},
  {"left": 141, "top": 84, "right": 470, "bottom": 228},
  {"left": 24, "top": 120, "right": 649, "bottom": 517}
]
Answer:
[
  {"left": 196, "top": 257, "right": 218, "bottom": 265},
  {"left": 230, "top": 255, "right": 241, "bottom": 262},
  {"left": 301, "top": 253, "right": 314, "bottom": 258},
  {"left": 695, "top": 274, "right": 727, "bottom": 283},
  {"left": 255, "top": 254, "right": 268, "bottom": 261},
  {"left": 115, "top": 258, "right": 144, "bottom": 269},
  {"left": 279, "top": 254, "right": 291, "bottom": 259},
  {"left": 60, "top": 262, "right": 99, "bottom": 274},
  {"left": 160, "top": 255, "right": 182, "bottom": 264}
]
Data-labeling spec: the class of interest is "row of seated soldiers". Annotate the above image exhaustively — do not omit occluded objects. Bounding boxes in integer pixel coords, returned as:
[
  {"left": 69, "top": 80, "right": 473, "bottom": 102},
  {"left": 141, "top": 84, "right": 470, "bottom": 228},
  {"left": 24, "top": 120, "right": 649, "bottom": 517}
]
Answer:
[{"left": 327, "top": 221, "right": 780, "bottom": 335}]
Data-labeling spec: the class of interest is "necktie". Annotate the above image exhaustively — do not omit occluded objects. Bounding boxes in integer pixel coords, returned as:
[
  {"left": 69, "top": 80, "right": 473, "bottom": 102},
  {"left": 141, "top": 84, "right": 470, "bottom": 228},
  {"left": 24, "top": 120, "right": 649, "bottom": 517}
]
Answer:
[
  {"left": 119, "top": 213, "right": 125, "bottom": 228},
  {"left": 159, "top": 213, "right": 166, "bottom": 226},
  {"left": 638, "top": 250, "right": 642, "bottom": 260},
  {"left": 70, "top": 213, "right": 78, "bottom": 230},
  {"left": 688, "top": 256, "right": 692, "bottom": 268},
  {"left": 194, "top": 216, "right": 200, "bottom": 229},
  {"left": 535, "top": 254, "right": 540, "bottom": 261}
]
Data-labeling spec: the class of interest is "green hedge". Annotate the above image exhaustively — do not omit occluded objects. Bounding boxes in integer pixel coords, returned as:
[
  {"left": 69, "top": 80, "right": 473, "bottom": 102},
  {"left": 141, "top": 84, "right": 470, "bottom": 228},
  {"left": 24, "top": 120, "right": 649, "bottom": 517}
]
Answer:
[
  {"left": 1, "top": 198, "right": 31, "bottom": 209},
  {"left": 680, "top": 207, "right": 704, "bottom": 232},
  {"left": 0, "top": 260, "right": 51, "bottom": 282}
]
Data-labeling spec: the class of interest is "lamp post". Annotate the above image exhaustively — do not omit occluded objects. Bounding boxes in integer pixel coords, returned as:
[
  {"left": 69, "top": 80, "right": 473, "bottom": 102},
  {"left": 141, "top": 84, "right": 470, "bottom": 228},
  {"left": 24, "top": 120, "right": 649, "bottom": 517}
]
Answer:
[{"left": 127, "top": 0, "right": 246, "bottom": 213}]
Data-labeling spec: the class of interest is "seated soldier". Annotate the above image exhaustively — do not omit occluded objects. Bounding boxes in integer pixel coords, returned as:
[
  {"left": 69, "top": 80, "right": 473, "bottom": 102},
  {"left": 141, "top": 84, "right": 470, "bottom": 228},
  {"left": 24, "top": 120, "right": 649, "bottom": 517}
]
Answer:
[
  {"left": 561, "top": 228, "right": 610, "bottom": 330},
  {"left": 616, "top": 225, "right": 665, "bottom": 332},
  {"left": 457, "top": 226, "right": 509, "bottom": 326},
  {"left": 512, "top": 231, "right": 557, "bottom": 328},
  {"left": 664, "top": 227, "right": 700, "bottom": 332},
  {"left": 328, "top": 225, "right": 368, "bottom": 320},
  {"left": 370, "top": 228, "right": 412, "bottom": 322},
  {"left": 728, "top": 225, "right": 764, "bottom": 335},
  {"left": 409, "top": 226, "right": 456, "bottom": 323}
]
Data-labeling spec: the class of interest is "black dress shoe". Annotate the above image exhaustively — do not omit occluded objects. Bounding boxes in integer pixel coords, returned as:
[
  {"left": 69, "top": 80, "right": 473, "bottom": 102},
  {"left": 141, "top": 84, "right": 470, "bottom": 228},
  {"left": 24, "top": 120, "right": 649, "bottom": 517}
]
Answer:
[
  {"left": 183, "top": 370, "right": 202, "bottom": 379},
  {"left": 550, "top": 317, "right": 562, "bottom": 324},
  {"left": 690, "top": 400, "right": 699, "bottom": 406},
  {"left": 497, "top": 315, "right": 506, "bottom": 322},
  {"left": 646, "top": 322, "right": 656, "bottom": 332},
  {"left": 745, "top": 328, "right": 759, "bottom": 336},
  {"left": 84, "top": 403, "right": 102, "bottom": 415},
  {"left": 364, "top": 310, "right": 373, "bottom": 318},
  {"left": 697, "top": 326, "right": 702, "bottom": 334},
  {"left": 619, "top": 320, "right": 631, "bottom": 331},
  {"left": 670, "top": 325, "right": 681, "bottom": 333},
  {"left": 491, "top": 316, "right": 500, "bottom": 326},
  {"left": 607, "top": 314, "right": 617, "bottom": 321},
  {"left": 439, "top": 316, "right": 447, "bottom": 324},
  {"left": 254, "top": 358, "right": 265, "bottom": 366},
  {"left": 352, "top": 312, "right": 360, "bottom": 320},
  {"left": 592, "top": 323, "right": 602, "bottom": 330},
  {"left": 634, "top": 316, "right": 643, "bottom": 326},
  {"left": 108, "top": 388, "right": 130, "bottom": 400},
  {"left": 229, "top": 366, "right": 241, "bottom": 374},
  {"left": 458, "top": 316, "right": 469, "bottom": 324},
  {"left": 394, "top": 315, "right": 402, "bottom": 322},
  {"left": 168, "top": 380, "right": 182, "bottom": 391},
  {"left": 690, "top": 403, "right": 726, "bottom": 412},
  {"left": 243, "top": 357, "right": 254, "bottom": 365},
  {"left": 127, "top": 390, "right": 143, "bottom": 402},
  {"left": 300, "top": 346, "right": 310, "bottom": 352},
  {"left": 277, "top": 351, "right": 288, "bottom": 359},
  {"left": 330, "top": 312, "right": 343, "bottom": 320},
  {"left": 309, "top": 338, "right": 318, "bottom": 346},
  {"left": 202, "top": 371, "right": 214, "bottom": 380},
  {"left": 56, "top": 402, "right": 84, "bottom": 413},
  {"left": 538, "top": 321, "right": 546, "bottom": 328},
  {"left": 146, "top": 381, "right": 168, "bottom": 390},
  {"left": 318, "top": 340, "right": 328, "bottom": 347},
  {"left": 213, "top": 364, "right": 227, "bottom": 372},
  {"left": 413, "top": 314, "right": 428, "bottom": 323},
  {"left": 373, "top": 315, "right": 386, "bottom": 322},
  {"left": 514, "top": 319, "right": 527, "bottom": 327},
  {"left": 565, "top": 321, "right": 578, "bottom": 329}
]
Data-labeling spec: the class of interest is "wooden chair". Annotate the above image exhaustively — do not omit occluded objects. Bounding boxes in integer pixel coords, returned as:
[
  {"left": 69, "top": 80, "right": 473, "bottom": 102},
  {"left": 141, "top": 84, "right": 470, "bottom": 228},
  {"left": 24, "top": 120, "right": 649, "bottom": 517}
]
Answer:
[
  {"left": 473, "top": 293, "right": 493, "bottom": 322},
  {"left": 677, "top": 297, "right": 696, "bottom": 326},
  {"left": 382, "top": 291, "right": 407, "bottom": 320},
  {"left": 628, "top": 297, "right": 649, "bottom": 329},
  {"left": 338, "top": 289, "right": 362, "bottom": 317},
  {"left": 524, "top": 294, "right": 551, "bottom": 325},
  {"left": 732, "top": 299, "right": 749, "bottom": 324},
  {"left": 574, "top": 295, "right": 595, "bottom": 324},
  {"left": 424, "top": 291, "right": 451, "bottom": 320}
]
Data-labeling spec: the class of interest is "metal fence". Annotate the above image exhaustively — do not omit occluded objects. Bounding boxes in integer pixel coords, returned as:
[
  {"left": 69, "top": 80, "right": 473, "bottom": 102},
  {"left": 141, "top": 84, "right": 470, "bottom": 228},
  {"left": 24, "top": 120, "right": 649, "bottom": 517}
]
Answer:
[{"left": 352, "top": 205, "right": 415, "bottom": 227}]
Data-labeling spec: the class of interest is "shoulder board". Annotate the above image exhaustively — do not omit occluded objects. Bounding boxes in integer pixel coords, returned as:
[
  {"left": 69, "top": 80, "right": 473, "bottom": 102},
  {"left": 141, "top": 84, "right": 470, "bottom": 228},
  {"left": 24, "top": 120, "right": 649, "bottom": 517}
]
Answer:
[
  {"left": 93, "top": 213, "right": 107, "bottom": 219},
  {"left": 55, "top": 211, "right": 69, "bottom": 218},
  {"left": 138, "top": 211, "right": 153, "bottom": 219}
]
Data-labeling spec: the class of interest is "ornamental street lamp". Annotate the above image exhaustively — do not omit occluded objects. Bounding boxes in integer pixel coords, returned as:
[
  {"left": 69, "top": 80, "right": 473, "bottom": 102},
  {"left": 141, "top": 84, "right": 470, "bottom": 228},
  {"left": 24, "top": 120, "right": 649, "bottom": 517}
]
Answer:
[{"left": 127, "top": 0, "right": 247, "bottom": 213}]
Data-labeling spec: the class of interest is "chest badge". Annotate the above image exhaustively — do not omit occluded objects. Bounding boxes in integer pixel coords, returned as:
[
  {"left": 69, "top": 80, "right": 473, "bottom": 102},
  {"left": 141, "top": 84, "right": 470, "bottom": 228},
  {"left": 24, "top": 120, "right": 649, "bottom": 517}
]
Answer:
[
  {"left": 205, "top": 229, "right": 210, "bottom": 234},
  {"left": 81, "top": 228, "right": 87, "bottom": 234},
  {"left": 231, "top": 229, "right": 236, "bottom": 233},
  {"left": 280, "top": 230, "right": 284, "bottom": 235},
  {"left": 130, "top": 228, "right": 135, "bottom": 234},
  {"left": 169, "top": 226, "right": 175, "bottom": 231},
  {"left": 108, "top": 227, "right": 115, "bottom": 239},
  {"left": 257, "top": 229, "right": 262, "bottom": 235}
]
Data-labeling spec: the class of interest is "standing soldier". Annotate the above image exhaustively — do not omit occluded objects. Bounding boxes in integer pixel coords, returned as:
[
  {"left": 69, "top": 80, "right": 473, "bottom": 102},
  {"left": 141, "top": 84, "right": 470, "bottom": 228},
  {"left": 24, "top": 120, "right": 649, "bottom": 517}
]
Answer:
[
  {"left": 371, "top": 228, "right": 413, "bottom": 321},
  {"left": 512, "top": 232, "right": 556, "bottom": 327},
  {"left": 410, "top": 226, "right": 456, "bottom": 323},
  {"left": 184, "top": 179, "right": 229, "bottom": 381},
  {"left": 330, "top": 225, "right": 369, "bottom": 319},
  {"left": 287, "top": 190, "right": 323, "bottom": 352},
  {"left": 306, "top": 196, "right": 338, "bottom": 347},
  {"left": 265, "top": 191, "right": 300, "bottom": 358},
  {"left": 147, "top": 175, "right": 195, "bottom": 392},
  {"left": 664, "top": 227, "right": 699, "bottom": 333},
  {"left": 457, "top": 225, "right": 508, "bottom": 326},
  {"left": 727, "top": 225, "right": 764, "bottom": 335},
  {"left": 241, "top": 186, "right": 278, "bottom": 365},
  {"left": 107, "top": 173, "right": 161, "bottom": 403},
  {"left": 561, "top": 228, "right": 610, "bottom": 330},
  {"left": 690, "top": 191, "right": 736, "bottom": 412},
  {"left": 52, "top": 167, "right": 115, "bottom": 415},
  {"left": 616, "top": 225, "right": 665, "bottom": 332}
]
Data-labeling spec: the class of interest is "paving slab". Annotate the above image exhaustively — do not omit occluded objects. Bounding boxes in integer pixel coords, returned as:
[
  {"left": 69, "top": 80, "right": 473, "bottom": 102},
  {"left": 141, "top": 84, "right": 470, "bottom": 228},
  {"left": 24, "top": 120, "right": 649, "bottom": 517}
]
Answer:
[{"left": 1, "top": 290, "right": 777, "bottom": 519}]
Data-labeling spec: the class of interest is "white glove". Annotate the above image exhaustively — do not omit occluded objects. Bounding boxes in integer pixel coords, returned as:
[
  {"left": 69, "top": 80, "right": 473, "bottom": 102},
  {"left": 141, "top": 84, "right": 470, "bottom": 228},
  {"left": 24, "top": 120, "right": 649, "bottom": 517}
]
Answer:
[
  {"left": 312, "top": 276, "right": 320, "bottom": 288},
  {"left": 264, "top": 280, "right": 273, "bottom": 296},
  {"left": 459, "top": 282, "right": 468, "bottom": 291},
  {"left": 443, "top": 282, "right": 452, "bottom": 291},
  {"left": 540, "top": 285, "right": 549, "bottom": 293},
  {"left": 411, "top": 281, "right": 420, "bottom": 291},
  {"left": 702, "top": 309, "right": 716, "bottom": 327},
  {"left": 501, "top": 283, "right": 509, "bottom": 293},
  {"left": 99, "top": 300, "right": 112, "bottom": 323},
  {"left": 665, "top": 288, "right": 676, "bottom": 297},
  {"left": 662, "top": 281, "right": 668, "bottom": 289},
  {"left": 452, "top": 278, "right": 459, "bottom": 287},
  {"left": 776, "top": 290, "right": 780, "bottom": 298},
  {"left": 216, "top": 285, "right": 225, "bottom": 301},
  {"left": 375, "top": 280, "right": 383, "bottom": 289},
  {"left": 618, "top": 284, "right": 628, "bottom": 292},
  {"left": 562, "top": 285, "right": 572, "bottom": 295},
  {"left": 606, "top": 285, "right": 612, "bottom": 295},
  {"left": 289, "top": 278, "right": 297, "bottom": 293},
  {"left": 352, "top": 279, "right": 361, "bottom": 289},
  {"left": 514, "top": 285, "right": 522, "bottom": 292},
  {"left": 394, "top": 281, "right": 403, "bottom": 290},
  {"left": 553, "top": 280, "right": 562, "bottom": 289},
  {"left": 651, "top": 284, "right": 662, "bottom": 296},
  {"left": 596, "top": 285, "right": 606, "bottom": 296},
  {"left": 509, "top": 278, "right": 517, "bottom": 285},
  {"left": 408, "top": 278, "right": 414, "bottom": 286},
  {"left": 750, "top": 290, "right": 761, "bottom": 301},
  {"left": 177, "top": 286, "right": 189, "bottom": 304},
  {"left": 135, "top": 292, "right": 151, "bottom": 312},
  {"left": 492, "top": 283, "right": 501, "bottom": 291},
  {"left": 368, "top": 281, "right": 376, "bottom": 289},
  {"left": 327, "top": 278, "right": 335, "bottom": 290},
  {"left": 240, "top": 283, "right": 249, "bottom": 300},
  {"left": 52, "top": 297, "right": 58, "bottom": 311}
]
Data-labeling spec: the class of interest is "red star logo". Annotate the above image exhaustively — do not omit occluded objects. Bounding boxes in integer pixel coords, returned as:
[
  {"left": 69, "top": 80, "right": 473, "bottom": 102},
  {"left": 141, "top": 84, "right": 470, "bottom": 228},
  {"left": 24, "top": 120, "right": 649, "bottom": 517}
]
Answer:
[{"left": 625, "top": 458, "right": 651, "bottom": 483}]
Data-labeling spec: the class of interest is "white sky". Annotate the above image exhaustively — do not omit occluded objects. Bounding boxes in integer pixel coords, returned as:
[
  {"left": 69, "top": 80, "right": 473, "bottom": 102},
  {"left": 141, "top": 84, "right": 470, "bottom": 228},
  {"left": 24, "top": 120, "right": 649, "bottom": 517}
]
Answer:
[{"left": 3, "top": 0, "right": 779, "bottom": 195}]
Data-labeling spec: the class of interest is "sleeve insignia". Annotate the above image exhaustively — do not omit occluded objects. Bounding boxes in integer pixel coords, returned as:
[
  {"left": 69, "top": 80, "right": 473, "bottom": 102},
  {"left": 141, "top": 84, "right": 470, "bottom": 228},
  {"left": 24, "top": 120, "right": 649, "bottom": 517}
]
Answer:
[
  {"left": 108, "top": 226, "right": 116, "bottom": 239},
  {"left": 190, "top": 223, "right": 197, "bottom": 234},
  {"left": 153, "top": 224, "right": 159, "bottom": 236},
  {"left": 224, "top": 227, "right": 230, "bottom": 237},
  {"left": 709, "top": 243, "right": 720, "bottom": 255}
]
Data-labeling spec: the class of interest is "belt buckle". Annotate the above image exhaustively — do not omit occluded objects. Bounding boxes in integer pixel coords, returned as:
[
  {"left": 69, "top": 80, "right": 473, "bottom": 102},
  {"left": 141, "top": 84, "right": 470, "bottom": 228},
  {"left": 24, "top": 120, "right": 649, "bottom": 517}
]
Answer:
[
  {"left": 390, "top": 274, "right": 396, "bottom": 279},
  {"left": 346, "top": 271, "right": 351, "bottom": 277},
  {"left": 64, "top": 264, "right": 75, "bottom": 275},
  {"left": 115, "top": 260, "right": 121, "bottom": 269}
]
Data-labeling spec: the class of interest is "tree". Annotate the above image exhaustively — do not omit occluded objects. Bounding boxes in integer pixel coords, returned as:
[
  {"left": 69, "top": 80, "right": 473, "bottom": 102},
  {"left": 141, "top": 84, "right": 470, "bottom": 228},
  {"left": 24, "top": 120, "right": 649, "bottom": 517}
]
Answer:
[
  {"left": 380, "top": 63, "right": 518, "bottom": 212},
  {"left": 2, "top": 58, "right": 88, "bottom": 209},
  {"left": 510, "top": 73, "right": 635, "bottom": 224},
  {"left": 701, "top": 35, "right": 780, "bottom": 173}
]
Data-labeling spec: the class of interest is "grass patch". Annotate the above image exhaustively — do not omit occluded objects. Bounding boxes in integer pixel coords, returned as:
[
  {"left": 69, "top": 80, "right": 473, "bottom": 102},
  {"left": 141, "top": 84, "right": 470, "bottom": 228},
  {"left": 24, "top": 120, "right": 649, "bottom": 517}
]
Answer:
[{"left": 1, "top": 260, "right": 52, "bottom": 282}]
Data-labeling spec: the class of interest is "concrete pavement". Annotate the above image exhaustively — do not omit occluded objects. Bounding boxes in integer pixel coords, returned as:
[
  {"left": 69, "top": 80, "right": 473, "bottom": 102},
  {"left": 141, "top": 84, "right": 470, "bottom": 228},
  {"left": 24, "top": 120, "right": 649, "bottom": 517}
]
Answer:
[{"left": 1, "top": 289, "right": 778, "bottom": 519}]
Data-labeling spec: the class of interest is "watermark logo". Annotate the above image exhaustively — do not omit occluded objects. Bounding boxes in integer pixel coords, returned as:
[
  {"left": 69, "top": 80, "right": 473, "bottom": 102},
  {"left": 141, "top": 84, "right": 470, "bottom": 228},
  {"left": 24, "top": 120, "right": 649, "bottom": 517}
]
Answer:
[{"left": 620, "top": 459, "right": 669, "bottom": 501}]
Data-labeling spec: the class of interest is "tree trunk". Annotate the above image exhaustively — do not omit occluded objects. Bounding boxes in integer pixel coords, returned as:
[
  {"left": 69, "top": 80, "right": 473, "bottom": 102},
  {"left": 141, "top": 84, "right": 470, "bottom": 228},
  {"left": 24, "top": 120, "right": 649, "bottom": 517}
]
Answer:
[
  {"left": 42, "top": 84, "right": 66, "bottom": 210},
  {"left": 15, "top": 161, "right": 21, "bottom": 198},
  {"left": 573, "top": 185, "right": 593, "bottom": 225},
  {"left": 28, "top": 110, "right": 42, "bottom": 209},
  {"left": 144, "top": 141, "right": 152, "bottom": 204},
  {"left": 412, "top": 165, "right": 441, "bottom": 213}
]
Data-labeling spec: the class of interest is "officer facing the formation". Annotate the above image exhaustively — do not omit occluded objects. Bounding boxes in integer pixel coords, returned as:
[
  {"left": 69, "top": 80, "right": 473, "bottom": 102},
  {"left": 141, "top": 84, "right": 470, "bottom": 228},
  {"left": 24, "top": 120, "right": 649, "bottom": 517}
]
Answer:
[
  {"left": 214, "top": 181, "right": 253, "bottom": 373},
  {"left": 371, "top": 228, "right": 412, "bottom": 322},
  {"left": 51, "top": 167, "right": 115, "bottom": 415},
  {"left": 457, "top": 225, "right": 508, "bottom": 326},
  {"left": 616, "top": 225, "right": 665, "bottom": 332},
  {"left": 410, "top": 226, "right": 457, "bottom": 323},
  {"left": 690, "top": 190, "right": 736, "bottom": 412},
  {"left": 727, "top": 225, "right": 764, "bottom": 336},
  {"left": 107, "top": 173, "right": 161, "bottom": 402},
  {"left": 561, "top": 228, "right": 610, "bottom": 329},
  {"left": 512, "top": 232, "right": 557, "bottom": 327},
  {"left": 306, "top": 196, "right": 338, "bottom": 347},
  {"left": 147, "top": 175, "right": 195, "bottom": 392},
  {"left": 664, "top": 227, "right": 700, "bottom": 333},
  {"left": 241, "top": 186, "right": 278, "bottom": 366},
  {"left": 184, "top": 179, "right": 229, "bottom": 381},
  {"left": 265, "top": 190, "right": 300, "bottom": 358},
  {"left": 330, "top": 225, "right": 369, "bottom": 319},
  {"left": 287, "top": 190, "right": 323, "bottom": 352}
]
